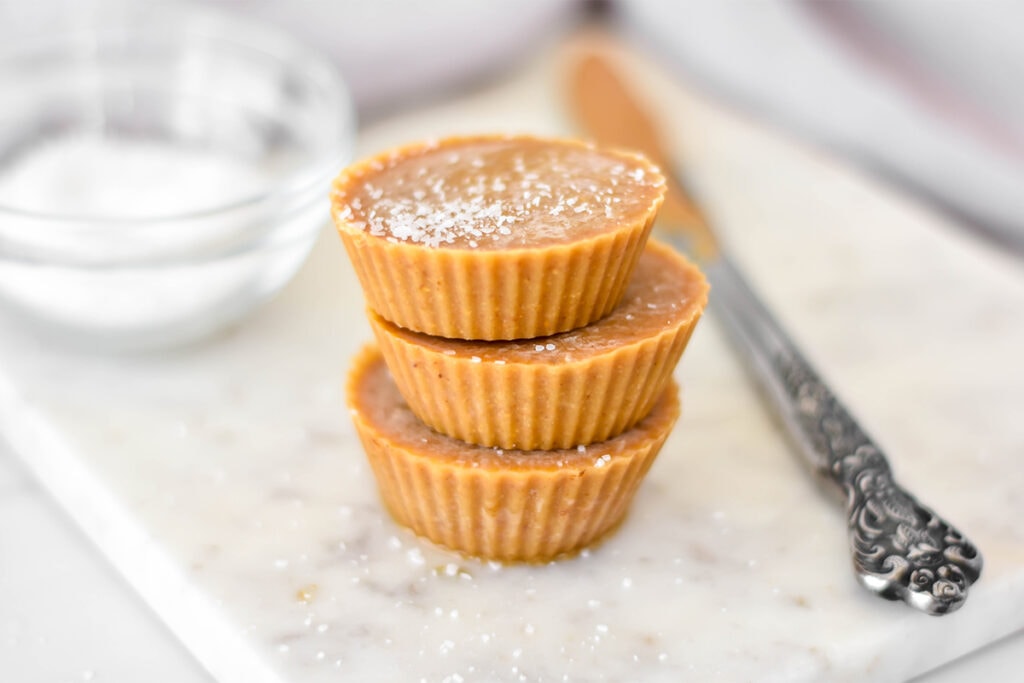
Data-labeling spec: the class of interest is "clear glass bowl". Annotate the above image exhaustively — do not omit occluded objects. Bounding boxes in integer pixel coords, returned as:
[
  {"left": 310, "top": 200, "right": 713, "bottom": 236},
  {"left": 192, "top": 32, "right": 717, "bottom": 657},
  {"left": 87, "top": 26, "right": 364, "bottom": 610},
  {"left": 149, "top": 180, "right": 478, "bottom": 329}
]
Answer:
[{"left": 0, "top": 1, "right": 354, "bottom": 350}]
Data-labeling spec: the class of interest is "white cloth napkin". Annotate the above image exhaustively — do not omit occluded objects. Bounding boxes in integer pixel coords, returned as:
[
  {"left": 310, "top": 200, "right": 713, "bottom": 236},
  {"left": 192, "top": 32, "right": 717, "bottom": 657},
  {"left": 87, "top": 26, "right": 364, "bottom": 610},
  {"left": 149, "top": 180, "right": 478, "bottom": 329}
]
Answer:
[{"left": 616, "top": 0, "right": 1024, "bottom": 253}]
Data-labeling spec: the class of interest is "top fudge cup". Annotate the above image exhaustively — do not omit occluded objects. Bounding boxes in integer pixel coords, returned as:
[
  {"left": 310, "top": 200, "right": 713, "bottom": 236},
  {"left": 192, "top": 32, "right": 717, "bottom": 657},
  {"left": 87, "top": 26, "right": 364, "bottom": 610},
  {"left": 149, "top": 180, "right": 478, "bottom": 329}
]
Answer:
[{"left": 330, "top": 134, "right": 666, "bottom": 340}]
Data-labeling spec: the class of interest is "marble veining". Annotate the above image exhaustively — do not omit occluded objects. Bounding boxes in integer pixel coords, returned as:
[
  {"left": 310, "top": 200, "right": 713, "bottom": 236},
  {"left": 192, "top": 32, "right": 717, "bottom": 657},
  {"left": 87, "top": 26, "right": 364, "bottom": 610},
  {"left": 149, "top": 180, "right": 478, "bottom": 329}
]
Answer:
[{"left": 1, "top": 46, "right": 1023, "bottom": 682}]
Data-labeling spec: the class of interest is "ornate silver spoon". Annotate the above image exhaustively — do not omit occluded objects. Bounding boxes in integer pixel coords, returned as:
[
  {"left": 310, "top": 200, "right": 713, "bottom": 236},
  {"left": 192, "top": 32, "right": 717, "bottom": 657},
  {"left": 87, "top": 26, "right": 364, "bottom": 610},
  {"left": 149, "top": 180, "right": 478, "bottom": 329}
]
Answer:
[{"left": 570, "top": 50, "right": 982, "bottom": 615}]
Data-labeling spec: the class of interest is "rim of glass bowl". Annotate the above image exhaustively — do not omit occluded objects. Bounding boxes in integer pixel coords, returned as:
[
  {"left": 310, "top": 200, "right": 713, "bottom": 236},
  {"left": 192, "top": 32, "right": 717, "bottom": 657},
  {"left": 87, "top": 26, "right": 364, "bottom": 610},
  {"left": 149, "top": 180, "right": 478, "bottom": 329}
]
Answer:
[{"left": 0, "top": 1, "right": 355, "bottom": 246}]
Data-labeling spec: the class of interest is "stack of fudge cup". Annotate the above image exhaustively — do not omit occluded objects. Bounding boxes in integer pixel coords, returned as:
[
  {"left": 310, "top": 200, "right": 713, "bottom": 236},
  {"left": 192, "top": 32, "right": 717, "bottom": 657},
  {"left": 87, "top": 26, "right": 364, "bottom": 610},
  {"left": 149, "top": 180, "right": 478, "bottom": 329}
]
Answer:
[{"left": 331, "top": 135, "right": 708, "bottom": 563}]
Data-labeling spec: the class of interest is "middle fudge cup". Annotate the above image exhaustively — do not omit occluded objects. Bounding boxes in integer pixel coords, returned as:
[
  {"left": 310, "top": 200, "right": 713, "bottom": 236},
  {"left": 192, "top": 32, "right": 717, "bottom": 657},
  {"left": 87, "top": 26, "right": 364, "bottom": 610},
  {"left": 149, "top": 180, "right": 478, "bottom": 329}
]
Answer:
[
  {"left": 370, "top": 239, "right": 709, "bottom": 450},
  {"left": 330, "top": 134, "right": 666, "bottom": 340}
]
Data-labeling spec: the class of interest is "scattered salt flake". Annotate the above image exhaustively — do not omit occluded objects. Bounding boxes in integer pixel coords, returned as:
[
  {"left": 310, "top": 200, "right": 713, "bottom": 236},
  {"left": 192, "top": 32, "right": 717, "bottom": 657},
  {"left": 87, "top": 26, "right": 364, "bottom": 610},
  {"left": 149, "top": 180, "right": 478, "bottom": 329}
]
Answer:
[
  {"left": 544, "top": 343, "right": 556, "bottom": 351},
  {"left": 494, "top": 359, "right": 507, "bottom": 365},
  {"left": 443, "top": 349, "right": 456, "bottom": 356},
  {"left": 296, "top": 584, "right": 317, "bottom": 604},
  {"left": 593, "top": 454, "right": 612, "bottom": 468},
  {"left": 534, "top": 344, "right": 546, "bottom": 351},
  {"left": 470, "top": 356, "right": 482, "bottom": 363},
  {"left": 577, "top": 444, "right": 587, "bottom": 453}
]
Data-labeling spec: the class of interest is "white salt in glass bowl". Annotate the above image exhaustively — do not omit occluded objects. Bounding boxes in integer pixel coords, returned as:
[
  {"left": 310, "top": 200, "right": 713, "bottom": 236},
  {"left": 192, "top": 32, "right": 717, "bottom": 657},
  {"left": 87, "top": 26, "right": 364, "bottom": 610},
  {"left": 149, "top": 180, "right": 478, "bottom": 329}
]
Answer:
[{"left": 0, "top": 1, "right": 354, "bottom": 349}]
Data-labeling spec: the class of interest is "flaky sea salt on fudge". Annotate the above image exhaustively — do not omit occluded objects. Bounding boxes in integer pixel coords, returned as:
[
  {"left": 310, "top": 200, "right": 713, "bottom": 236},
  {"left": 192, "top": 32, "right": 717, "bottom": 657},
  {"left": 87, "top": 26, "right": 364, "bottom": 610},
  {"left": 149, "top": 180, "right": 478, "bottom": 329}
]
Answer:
[
  {"left": 369, "top": 239, "right": 707, "bottom": 450},
  {"left": 330, "top": 134, "right": 666, "bottom": 340}
]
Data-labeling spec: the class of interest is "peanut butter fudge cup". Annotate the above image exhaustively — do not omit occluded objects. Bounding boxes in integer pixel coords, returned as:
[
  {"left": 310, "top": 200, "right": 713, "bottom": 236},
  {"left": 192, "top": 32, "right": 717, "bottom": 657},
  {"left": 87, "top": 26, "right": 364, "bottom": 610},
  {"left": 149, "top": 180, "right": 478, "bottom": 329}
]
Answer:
[
  {"left": 347, "top": 345, "right": 680, "bottom": 562},
  {"left": 331, "top": 135, "right": 666, "bottom": 340},
  {"left": 369, "top": 239, "right": 707, "bottom": 450}
]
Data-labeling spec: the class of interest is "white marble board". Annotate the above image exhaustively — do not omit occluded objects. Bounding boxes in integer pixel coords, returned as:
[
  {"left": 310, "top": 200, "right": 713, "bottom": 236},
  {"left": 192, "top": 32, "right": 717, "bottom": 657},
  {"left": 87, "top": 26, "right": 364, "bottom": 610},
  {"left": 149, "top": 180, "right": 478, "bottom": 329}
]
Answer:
[{"left": 1, "top": 41, "right": 1023, "bottom": 683}]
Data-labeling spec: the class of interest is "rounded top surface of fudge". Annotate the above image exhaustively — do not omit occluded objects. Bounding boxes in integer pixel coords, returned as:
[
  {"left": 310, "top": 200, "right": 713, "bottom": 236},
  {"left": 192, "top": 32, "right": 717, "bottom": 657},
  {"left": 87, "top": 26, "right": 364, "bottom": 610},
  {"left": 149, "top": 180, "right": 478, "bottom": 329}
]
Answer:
[
  {"left": 348, "top": 347, "right": 680, "bottom": 471},
  {"left": 374, "top": 239, "right": 708, "bottom": 361},
  {"left": 331, "top": 135, "right": 666, "bottom": 250}
]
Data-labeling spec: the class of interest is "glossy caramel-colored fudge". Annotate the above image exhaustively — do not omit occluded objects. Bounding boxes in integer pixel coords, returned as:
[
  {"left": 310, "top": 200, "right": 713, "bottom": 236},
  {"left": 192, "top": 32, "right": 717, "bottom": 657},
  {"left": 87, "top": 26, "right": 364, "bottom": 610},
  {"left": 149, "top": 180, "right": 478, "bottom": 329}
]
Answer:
[
  {"left": 331, "top": 135, "right": 666, "bottom": 340},
  {"left": 346, "top": 346, "right": 680, "bottom": 562},
  {"left": 370, "top": 239, "right": 707, "bottom": 449}
]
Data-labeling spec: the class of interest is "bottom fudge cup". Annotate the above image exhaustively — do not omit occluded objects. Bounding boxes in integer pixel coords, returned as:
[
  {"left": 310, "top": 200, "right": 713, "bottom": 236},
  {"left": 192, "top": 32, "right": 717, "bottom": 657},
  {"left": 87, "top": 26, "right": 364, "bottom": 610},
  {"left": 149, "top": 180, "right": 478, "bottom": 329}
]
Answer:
[
  {"left": 369, "top": 239, "right": 707, "bottom": 450},
  {"left": 346, "top": 346, "right": 680, "bottom": 563}
]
